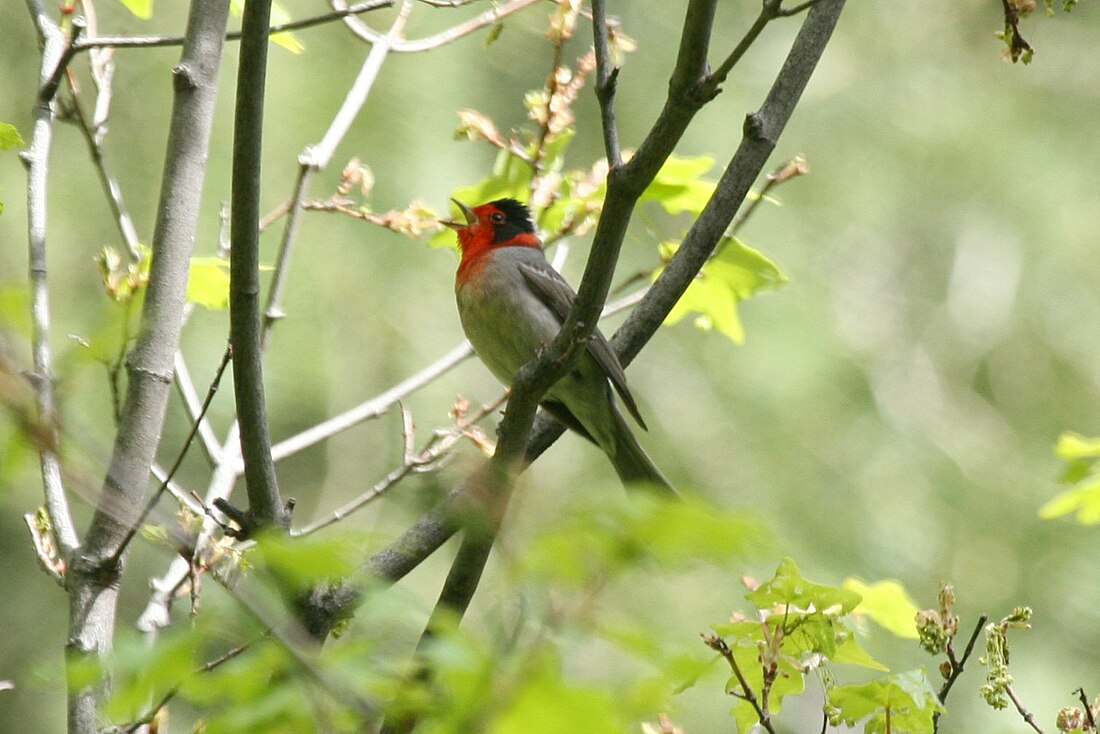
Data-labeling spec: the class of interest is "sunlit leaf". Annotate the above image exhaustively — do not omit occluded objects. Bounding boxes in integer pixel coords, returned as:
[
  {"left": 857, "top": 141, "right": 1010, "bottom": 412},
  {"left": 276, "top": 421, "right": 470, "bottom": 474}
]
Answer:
[
  {"left": 492, "top": 671, "right": 623, "bottom": 734},
  {"left": 115, "top": 0, "right": 153, "bottom": 20},
  {"left": 827, "top": 669, "right": 942, "bottom": 734},
  {"left": 1039, "top": 479, "right": 1100, "bottom": 523},
  {"left": 747, "top": 557, "right": 862, "bottom": 615},
  {"left": 662, "top": 238, "right": 787, "bottom": 344},
  {"left": 844, "top": 578, "right": 922, "bottom": 639},
  {"left": 187, "top": 256, "right": 231, "bottom": 310},
  {"left": 832, "top": 635, "right": 889, "bottom": 672},
  {"left": 0, "top": 123, "right": 24, "bottom": 150},
  {"left": 641, "top": 155, "right": 718, "bottom": 215}
]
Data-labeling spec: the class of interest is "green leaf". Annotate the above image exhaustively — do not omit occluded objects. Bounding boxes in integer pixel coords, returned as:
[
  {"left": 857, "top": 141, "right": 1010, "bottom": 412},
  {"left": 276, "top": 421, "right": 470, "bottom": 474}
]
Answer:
[
  {"left": 1042, "top": 432, "right": 1100, "bottom": 523},
  {"left": 844, "top": 578, "right": 922, "bottom": 639},
  {"left": 187, "top": 256, "right": 231, "bottom": 309},
  {"left": 1056, "top": 431, "right": 1100, "bottom": 459},
  {"left": 832, "top": 635, "right": 889, "bottom": 672},
  {"left": 662, "top": 238, "right": 787, "bottom": 344},
  {"left": 518, "top": 495, "right": 765, "bottom": 587},
  {"left": 0, "top": 123, "right": 24, "bottom": 151},
  {"left": 746, "top": 557, "right": 862, "bottom": 616},
  {"left": 1039, "top": 479, "right": 1100, "bottom": 523},
  {"left": 115, "top": 0, "right": 153, "bottom": 19},
  {"left": 827, "top": 669, "right": 943, "bottom": 734},
  {"left": 641, "top": 155, "right": 718, "bottom": 215},
  {"left": 254, "top": 531, "right": 362, "bottom": 591}
]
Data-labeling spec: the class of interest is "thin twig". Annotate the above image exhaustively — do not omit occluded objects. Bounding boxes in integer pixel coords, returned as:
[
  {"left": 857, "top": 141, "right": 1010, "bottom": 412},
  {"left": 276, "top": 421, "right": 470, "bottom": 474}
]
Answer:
[
  {"left": 1076, "top": 688, "right": 1097, "bottom": 731},
  {"left": 23, "top": 0, "right": 81, "bottom": 558},
  {"left": 703, "top": 634, "right": 777, "bottom": 734},
  {"left": 1005, "top": 685, "right": 1046, "bottom": 734},
  {"left": 173, "top": 351, "right": 224, "bottom": 465},
  {"left": 291, "top": 393, "right": 504, "bottom": 536},
  {"left": 61, "top": 79, "right": 142, "bottom": 259},
  {"left": 108, "top": 345, "right": 232, "bottom": 565},
  {"left": 591, "top": 0, "right": 622, "bottom": 166},
  {"left": 55, "top": 0, "right": 395, "bottom": 54},
  {"left": 336, "top": 0, "right": 539, "bottom": 52},
  {"left": 266, "top": 340, "right": 473, "bottom": 467},
  {"left": 937, "top": 614, "right": 988, "bottom": 706}
]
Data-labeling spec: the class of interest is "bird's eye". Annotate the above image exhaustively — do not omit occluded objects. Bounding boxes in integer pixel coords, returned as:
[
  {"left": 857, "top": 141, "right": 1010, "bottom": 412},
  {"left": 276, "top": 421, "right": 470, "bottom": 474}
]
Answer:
[{"left": 490, "top": 212, "right": 505, "bottom": 224}]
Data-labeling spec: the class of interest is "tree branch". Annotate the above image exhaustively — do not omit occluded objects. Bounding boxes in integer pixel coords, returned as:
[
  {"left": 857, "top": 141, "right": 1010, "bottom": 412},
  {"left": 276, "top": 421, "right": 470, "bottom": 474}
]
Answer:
[
  {"left": 230, "top": 0, "right": 288, "bottom": 532},
  {"left": 591, "top": 0, "right": 622, "bottom": 165},
  {"left": 614, "top": 0, "right": 846, "bottom": 365},
  {"left": 65, "top": 2, "right": 233, "bottom": 730},
  {"left": 22, "top": 0, "right": 80, "bottom": 560}
]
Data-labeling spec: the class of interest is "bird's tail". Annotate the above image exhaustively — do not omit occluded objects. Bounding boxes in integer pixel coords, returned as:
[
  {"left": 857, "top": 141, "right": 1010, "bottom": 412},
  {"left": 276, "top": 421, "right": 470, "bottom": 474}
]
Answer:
[{"left": 608, "top": 407, "right": 678, "bottom": 497}]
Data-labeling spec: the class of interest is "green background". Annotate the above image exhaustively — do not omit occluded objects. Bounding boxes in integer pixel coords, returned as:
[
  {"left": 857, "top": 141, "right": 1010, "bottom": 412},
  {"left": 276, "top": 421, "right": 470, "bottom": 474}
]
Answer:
[{"left": 2, "top": 1, "right": 1099, "bottom": 731}]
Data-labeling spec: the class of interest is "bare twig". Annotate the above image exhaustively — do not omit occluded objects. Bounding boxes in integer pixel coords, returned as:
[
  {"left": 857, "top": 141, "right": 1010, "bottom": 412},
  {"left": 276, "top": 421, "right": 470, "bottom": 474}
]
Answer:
[
  {"left": 54, "top": 0, "right": 394, "bottom": 54},
  {"left": 108, "top": 345, "right": 232, "bottom": 566},
  {"left": 703, "top": 634, "right": 777, "bottom": 734},
  {"left": 1076, "top": 688, "right": 1097, "bottom": 732},
  {"left": 291, "top": 393, "right": 504, "bottom": 536},
  {"left": 173, "top": 351, "right": 225, "bottom": 465},
  {"left": 1005, "top": 685, "right": 1046, "bottom": 734},
  {"left": 22, "top": 0, "right": 80, "bottom": 559},
  {"left": 61, "top": 78, "right": 142, "bottom": 259},
  {"left": 267, "top": 340, "right": 473, "bottom": 467},
  {"left": 937, "top": 614, "right": 988, "bottom": 708},
  {"left": 335, "top": 0, "right": 539, "bottom": 52},
  {"left": 591, "top": 0, "right": 622, "bottom": 165}
]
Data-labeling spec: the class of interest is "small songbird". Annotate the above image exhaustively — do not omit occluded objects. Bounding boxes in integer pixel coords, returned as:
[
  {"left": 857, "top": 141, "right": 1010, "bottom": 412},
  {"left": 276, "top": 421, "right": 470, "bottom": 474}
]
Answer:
[{"left": 442, "top": 198, "right": 675, "bottom": 494}]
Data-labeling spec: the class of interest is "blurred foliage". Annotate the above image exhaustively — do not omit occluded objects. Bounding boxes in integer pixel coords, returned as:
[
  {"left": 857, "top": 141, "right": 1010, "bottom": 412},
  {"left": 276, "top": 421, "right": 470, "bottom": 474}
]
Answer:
[
  {"left": 1040, "top": 432, "right": 1100, "bottom": 524},
  {"left": 3, "top": 1, "right": 1100, "bottom": 733}
]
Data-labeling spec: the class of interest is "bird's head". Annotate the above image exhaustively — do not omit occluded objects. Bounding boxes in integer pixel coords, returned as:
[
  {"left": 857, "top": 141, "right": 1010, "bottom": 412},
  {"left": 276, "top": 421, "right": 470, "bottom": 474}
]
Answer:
[{"left": 441, "top": 198, "right": 540, "bottom": 256}]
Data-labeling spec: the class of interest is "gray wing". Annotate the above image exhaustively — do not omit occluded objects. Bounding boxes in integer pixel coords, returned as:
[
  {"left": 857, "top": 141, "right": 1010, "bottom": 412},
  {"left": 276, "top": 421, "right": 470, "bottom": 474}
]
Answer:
[{"left": 518, "top": 261, "right": 648, "bottom": 430}]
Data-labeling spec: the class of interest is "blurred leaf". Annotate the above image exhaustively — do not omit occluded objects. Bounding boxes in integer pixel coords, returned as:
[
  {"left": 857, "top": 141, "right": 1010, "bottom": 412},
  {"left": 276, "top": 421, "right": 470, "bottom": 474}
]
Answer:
[
  {"left": 115, "top": 0, "right": 153, "bottom": 19},
  {"left": 188, "top": 257, "right": 231, "bottom": 310},
  {"left": 844, "top": 578, "right": 922, "bottom": 639},
  {"left": 641, "top": 155, "right": 718, "bottom": 215},
  {"left": 662, "top": 238, "right": 787, "bottom": 344},
  {"left": 0, "top": 285, "right": 31, "bottom": 336},
  {"left": 832, "top": 635, "right": 889, "bottom": 672},
  {"left": 1042, "top": 432, "right": 1100, "bottom": 523},
  {"left": 827, "top": 669, "right": 943, "bottom": 734},
  {"left": 0, "top": 122, "right": 24, "bottom": 150},
  {"left": 1039, "top": 479, "right": 1100, "bottom": 524},
  {"left": 518, "top": 495, "right": 765, "bottom": 588},
  {"left": 104, "top": 630, "right": 200, "bottom": 721},
  {"left": 255, "top": 531, "right": 362, "bottom": 591},
  {"left": 492, "top": 669, "right": 624, "bottom": 734}
]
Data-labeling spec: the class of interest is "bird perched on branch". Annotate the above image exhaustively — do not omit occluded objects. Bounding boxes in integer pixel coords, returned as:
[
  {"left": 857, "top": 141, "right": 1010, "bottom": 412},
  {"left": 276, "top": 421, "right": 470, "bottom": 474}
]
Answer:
[{"left": 442, "top": 197, "right": 675, "bottom": 494}]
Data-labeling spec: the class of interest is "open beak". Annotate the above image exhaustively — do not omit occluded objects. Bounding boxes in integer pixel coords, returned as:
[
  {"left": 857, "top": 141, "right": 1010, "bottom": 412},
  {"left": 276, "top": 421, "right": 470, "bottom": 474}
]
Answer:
[{"left": 439, "top": 198, "right": 476, "bottom": 230}]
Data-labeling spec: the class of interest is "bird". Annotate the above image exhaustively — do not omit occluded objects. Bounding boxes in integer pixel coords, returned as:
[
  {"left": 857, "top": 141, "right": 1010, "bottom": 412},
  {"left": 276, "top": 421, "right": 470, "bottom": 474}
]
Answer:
[{"left": 442, "top": 197, "right": 675, "bottom": 494}]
